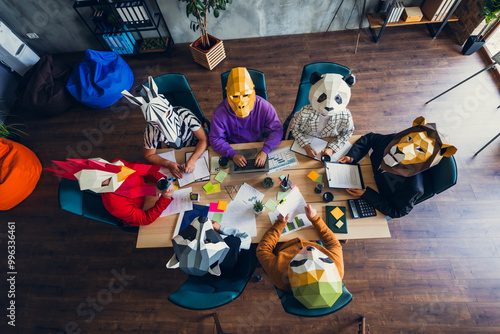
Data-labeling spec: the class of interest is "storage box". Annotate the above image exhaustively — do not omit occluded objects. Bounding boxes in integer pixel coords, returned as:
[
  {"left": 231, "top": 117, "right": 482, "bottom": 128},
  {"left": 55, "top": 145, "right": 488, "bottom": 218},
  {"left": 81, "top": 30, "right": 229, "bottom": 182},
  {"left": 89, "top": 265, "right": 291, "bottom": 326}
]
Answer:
[{"left": 402, "top": 7, "right": 423, "bottom": 22}]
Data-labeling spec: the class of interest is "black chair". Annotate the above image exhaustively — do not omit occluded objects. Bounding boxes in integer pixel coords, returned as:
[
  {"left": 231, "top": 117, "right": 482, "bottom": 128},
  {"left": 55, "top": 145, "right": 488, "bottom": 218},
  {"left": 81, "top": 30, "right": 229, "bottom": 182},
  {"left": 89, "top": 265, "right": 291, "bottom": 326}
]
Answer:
[
  {"left": 283, "top": 62, "right": 352, "bottom": 140},
  {"left": 415, "top": 156, "right": 458, "bottom": 205}
]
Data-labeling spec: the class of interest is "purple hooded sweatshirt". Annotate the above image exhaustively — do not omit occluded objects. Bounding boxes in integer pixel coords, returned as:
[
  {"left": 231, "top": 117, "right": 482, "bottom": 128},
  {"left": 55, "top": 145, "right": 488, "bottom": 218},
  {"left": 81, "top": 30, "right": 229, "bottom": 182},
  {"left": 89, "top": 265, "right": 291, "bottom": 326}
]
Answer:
[{"left": 209, "top": 96, "right": 283, "bottom": 158}]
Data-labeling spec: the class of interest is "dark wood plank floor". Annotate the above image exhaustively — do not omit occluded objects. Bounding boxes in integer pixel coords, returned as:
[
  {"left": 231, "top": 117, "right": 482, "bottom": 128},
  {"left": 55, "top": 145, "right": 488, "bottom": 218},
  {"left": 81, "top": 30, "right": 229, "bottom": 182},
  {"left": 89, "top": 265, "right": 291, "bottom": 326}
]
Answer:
[{"left": 2, "top": 26, "right": 500, "bottom": 333}]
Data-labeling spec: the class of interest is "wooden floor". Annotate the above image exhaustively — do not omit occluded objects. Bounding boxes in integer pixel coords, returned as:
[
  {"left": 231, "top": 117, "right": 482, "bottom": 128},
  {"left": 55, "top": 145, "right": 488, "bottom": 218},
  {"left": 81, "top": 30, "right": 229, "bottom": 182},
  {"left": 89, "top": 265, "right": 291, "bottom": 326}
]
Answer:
[{"left": 3, "top": 26, "right": 500, "bottom": 333}]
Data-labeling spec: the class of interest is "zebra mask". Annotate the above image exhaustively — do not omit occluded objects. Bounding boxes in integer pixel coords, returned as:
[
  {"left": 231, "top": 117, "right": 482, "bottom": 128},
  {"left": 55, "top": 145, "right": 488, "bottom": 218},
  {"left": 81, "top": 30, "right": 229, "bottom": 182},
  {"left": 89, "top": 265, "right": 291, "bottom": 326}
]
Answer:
[{"left": 122, "top": 76, "right": 183, "bottom": 149}]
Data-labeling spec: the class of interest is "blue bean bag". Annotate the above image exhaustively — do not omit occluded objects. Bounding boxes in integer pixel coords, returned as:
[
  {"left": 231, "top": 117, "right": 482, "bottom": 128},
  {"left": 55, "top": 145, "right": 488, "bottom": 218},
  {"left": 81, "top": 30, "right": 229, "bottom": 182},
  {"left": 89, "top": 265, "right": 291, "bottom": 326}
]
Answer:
[{"left": 66, "top": 49, "right": 134, "bottom": 109}]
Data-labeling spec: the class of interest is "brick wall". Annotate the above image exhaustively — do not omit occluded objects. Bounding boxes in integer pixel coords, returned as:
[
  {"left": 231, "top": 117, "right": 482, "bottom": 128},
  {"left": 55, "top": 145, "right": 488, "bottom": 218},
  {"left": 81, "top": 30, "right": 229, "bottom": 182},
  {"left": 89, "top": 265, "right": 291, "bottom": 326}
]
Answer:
[{"left": 448, "top": 0, "right": 485, "bottom": 45}]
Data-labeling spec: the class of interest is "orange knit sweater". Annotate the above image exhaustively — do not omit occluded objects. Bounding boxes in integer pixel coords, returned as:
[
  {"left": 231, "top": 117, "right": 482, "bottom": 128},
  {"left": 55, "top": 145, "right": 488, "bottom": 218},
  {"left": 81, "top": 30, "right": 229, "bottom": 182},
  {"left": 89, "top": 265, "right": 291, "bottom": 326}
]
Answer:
[{"left": 256, "top": 214, "right": 344, "bottom": 293}]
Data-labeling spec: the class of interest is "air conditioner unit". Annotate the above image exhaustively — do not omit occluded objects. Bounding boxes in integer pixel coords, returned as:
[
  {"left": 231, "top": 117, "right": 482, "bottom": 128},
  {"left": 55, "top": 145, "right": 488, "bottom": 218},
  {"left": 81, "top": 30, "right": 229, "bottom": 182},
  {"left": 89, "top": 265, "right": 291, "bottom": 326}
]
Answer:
[{"left": 0, "top": 20, "right": 40, "bottom": 76}]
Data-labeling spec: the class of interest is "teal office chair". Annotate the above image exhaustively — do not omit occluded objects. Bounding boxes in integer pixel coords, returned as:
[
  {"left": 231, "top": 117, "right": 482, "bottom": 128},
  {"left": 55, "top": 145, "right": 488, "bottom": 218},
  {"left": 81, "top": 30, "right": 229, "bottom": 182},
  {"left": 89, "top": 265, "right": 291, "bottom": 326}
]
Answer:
[
  {"left": 168, "top": 245, "right": 260, "bottom": 310},
  {"left": 220, "top": 68, "right": 268, "bottom": 101},
  {"left": 275, "top": 283, "right": 353, "bottom": 317},
  {"left": 58, "top": 178, "right": 138, "bottom": 232},
  {"left": 415, "top": 156, "right": 458, "bottom": 204},
  {"left": 283, "top": 62, "right": 352, "bottom": 140},
  {"left": 140, "top": 74, "right": 210, "bottom": 131}
]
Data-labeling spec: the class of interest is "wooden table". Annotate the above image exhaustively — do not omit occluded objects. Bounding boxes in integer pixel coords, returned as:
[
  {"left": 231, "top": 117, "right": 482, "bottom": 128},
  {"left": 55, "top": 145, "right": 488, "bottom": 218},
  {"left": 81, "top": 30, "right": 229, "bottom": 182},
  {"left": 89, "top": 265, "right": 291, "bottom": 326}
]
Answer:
[{"left": 136, "top": 136, "right": 391, "bottom": 248}]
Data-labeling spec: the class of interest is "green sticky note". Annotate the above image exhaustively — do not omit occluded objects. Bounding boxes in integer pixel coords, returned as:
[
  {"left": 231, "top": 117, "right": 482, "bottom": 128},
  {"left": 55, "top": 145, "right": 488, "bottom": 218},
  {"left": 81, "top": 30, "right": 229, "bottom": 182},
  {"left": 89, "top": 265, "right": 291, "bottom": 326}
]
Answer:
[
  {"left": 277, "top": 191, "right": 287, "bottom": 202},
  {"left": 316, "top": 174, "right": 323, "bottom": 183},
  {"left": 203, "top": 182, "right": 215, "bottom": 193},
  {"left": 265, "top": 199, "right": 278, "bottom": 212},
  {"left": 214, "top": 170, "right": 227, "bottom": 183},
  {"left": 213, "top": 212, "right": 224, "bottom": 222}
]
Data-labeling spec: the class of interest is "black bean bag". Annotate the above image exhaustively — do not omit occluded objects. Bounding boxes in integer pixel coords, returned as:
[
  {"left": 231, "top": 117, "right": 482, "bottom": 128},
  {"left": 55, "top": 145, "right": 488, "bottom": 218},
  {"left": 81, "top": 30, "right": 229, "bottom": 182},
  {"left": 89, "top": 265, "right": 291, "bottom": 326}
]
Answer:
[{"left": 17, "top": 54, "right": 74, "bottom": 117}]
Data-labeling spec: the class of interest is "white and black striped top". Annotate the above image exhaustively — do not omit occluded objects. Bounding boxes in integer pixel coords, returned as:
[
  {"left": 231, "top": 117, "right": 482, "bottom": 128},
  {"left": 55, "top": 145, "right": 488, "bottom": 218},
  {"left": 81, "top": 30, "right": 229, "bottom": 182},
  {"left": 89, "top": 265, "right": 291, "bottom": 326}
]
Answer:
[{"left": 143, "top": 106, "right": 201, "bottom": 149}]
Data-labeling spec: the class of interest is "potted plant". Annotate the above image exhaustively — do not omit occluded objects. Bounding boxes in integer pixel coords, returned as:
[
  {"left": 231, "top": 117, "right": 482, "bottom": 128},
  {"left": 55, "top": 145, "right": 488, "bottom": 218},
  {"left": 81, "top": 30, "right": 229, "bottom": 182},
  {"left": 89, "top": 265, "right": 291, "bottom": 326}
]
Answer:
[
  {"left": 462, "top": 0, "right": 500, "bottom": 55},
  {"left": 253, "top": 200, "right": 264, "bottom": 215},
  {"left": 180, "top": 0, "right": 232, "bottom": 70},
  {"left": 262, "top": 177, "right": 274, "bottom": 189},
  {"left": 0, "top": 112, "right": 27, "bottom": 141}
]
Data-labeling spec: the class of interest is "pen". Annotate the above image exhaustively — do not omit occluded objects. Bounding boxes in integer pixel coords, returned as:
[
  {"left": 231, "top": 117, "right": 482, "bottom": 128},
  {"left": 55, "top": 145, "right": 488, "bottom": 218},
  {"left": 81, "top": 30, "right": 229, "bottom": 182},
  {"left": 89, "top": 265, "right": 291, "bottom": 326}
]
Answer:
[{"left": 308, "top": 144, "right": 317, "bottom": 156}]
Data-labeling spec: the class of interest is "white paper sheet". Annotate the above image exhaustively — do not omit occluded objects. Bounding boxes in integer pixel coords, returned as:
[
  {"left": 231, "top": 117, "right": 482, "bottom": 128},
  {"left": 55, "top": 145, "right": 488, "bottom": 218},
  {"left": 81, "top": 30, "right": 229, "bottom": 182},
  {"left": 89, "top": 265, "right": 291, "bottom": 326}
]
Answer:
[
  {"left": 291, "top": 136, "right": 353, "bottom": 162},
  {"left": 268, "top": 210, "right": 312, "bottom": 236},
  {"left": 220, "top": 200, "right": 257, "bottom": 236},
  {"left": 331, "top": 142, "right": 353, "bottom": 162},
  {"left": 158, "top": 151, "right": 177, "bottom": 178},
  {"left": 160, "top": 187, "right": 193, "bottom": 217},
  {"left": 232, "top": 182, "right": 265, "bottom": 206}
]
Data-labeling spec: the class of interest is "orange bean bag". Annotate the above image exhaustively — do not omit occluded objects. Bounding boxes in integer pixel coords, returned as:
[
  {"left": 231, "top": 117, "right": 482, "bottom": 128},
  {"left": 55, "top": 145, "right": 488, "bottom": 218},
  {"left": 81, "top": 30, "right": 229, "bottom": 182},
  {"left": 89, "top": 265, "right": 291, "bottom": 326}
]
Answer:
[{"left": 0, "top": 138, "right": 42, "bottom": 210}]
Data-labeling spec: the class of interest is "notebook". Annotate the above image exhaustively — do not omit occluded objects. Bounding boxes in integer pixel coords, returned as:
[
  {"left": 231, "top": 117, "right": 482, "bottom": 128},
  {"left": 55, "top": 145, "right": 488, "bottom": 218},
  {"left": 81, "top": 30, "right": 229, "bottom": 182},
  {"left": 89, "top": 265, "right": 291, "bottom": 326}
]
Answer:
[{"left": 326, "top": 205, "right": 348, "bottom": 234}]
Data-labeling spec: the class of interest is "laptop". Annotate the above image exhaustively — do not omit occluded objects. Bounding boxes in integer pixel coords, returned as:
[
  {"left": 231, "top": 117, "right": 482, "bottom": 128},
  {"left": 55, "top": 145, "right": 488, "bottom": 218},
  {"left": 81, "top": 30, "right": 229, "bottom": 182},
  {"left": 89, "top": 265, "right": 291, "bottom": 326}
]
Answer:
[{"left": 229, "top": 148, "right": 269, "bottom": 174}]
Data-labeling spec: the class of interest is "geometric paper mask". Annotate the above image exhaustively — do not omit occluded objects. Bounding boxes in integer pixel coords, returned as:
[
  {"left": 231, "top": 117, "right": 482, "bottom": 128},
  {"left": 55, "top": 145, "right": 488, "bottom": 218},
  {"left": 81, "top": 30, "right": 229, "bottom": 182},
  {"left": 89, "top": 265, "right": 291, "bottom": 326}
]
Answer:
[
  {"left": 225, "top": 67, "right": 256, "bottom": 118},
  {"left": 121, "top": 76, "right": 183, "bottom": 149},
  {"left": 45, "top": 158, "right": 159, "bottom": 198},
  {"left": 381, "top": 116, "right": 457, "bottom": 177},
  {"left": 309, "top": 72, "right": 355, "bottom": 116},
  {"left": 288, "top": 245, "right": 343, "bottom": 309},
  {"left": 166, "top": 216, "right": 230, "bottom": 276}
]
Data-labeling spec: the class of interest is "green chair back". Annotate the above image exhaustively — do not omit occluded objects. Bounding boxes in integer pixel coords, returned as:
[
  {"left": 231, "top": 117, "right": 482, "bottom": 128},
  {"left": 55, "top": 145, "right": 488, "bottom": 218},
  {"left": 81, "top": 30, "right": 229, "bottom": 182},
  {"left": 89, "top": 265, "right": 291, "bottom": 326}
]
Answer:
[
  {"left": 168, "top": 245, "right": 258, "bottom": 310},
  {"left": 141, "top": 74, "right": 209, "bottom": 130},
  {"left": 221, "top": 69, "right": 268, "bottom": 101},
  {"left": 275, "top": 283, "right": 353, "bottom": 317},
  {"left": 283, "top": 62, "right": 352, "bottom": 140}
]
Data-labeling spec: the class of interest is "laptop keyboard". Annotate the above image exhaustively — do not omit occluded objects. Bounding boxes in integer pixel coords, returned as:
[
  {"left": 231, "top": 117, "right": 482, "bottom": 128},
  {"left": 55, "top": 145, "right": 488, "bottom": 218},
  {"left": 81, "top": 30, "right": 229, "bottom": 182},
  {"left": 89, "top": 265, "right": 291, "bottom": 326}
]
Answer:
[{"left": 234, "top": 159, "right": 266, "bottom": 171}]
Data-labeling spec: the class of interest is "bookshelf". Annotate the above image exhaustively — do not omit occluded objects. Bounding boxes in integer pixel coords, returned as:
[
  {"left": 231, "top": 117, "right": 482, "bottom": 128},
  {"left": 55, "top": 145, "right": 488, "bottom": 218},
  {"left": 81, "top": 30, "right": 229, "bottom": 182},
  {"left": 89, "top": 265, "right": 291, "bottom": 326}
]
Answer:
[
  {"left": 367, "top": 0, "right": 462, "bottom": 43},
  {"left": 73, "top": 0, "right": 174, "bottom": 56}
]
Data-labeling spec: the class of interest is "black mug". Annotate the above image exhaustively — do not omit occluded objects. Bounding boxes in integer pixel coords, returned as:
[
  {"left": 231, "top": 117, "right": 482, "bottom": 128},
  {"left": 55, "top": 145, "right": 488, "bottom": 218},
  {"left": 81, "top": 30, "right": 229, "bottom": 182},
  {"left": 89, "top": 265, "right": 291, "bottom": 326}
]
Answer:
[
  {"left": 314, "top": 183, "right": 324, "bottom": 194},
  {"left": 219, "top": 157, "right": 229, "bottom": 169},
  {"left": 157, "top": 178, "right": 170, "bottom": 191},
  {"left": 323, "top": 192, "right": 334, "bottom": 203},
  {"left": 321, "top": 155, "right": 331, "bottom": 162}
]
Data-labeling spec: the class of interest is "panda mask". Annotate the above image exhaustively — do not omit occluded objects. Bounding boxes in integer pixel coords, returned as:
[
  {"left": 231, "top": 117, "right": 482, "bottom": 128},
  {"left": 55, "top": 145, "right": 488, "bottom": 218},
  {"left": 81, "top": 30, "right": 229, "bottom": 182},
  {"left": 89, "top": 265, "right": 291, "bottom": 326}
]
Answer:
[
  {"left": 166, "top": 216, "right": 230, "bottom": 277},
  {"left": 308, "top": 72, "right": 355, "bottom": 117}
]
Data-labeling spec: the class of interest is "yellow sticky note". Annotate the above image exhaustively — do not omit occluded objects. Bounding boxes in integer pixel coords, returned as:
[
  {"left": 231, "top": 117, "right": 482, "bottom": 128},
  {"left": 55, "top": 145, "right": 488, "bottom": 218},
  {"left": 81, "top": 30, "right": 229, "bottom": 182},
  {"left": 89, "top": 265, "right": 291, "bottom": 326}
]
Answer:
[
  {"left": 308, "top": 170, "right": 320, "bottom": 181},
  {"left": 335, "top": 220, "right": 344, "bottom": 229},
  {"left": 207, "top": 183, "right": 221, "bottom": 194},
  {"left": 217, "top": 200, "right": 228, "bottom": 211},
  {"left": 330, "top": 207, "right": 344, "bottom": 220},
  {"left": 174, "top": 185, "right": 179, "bottom": 190}
]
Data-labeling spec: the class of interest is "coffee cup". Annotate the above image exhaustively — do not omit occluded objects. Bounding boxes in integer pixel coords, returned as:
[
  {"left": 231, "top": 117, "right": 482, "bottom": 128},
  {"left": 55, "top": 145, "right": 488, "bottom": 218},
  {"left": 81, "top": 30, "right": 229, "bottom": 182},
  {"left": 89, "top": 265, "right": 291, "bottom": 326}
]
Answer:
[
  {"left": 323, "top": 192, "right": 334, "bottom": 203},
  {"left": 219, "top": 157, "right": 229, "bottom": 169},
  {"left": 321, "top": 155, "right": 331, "bottom": 162}
]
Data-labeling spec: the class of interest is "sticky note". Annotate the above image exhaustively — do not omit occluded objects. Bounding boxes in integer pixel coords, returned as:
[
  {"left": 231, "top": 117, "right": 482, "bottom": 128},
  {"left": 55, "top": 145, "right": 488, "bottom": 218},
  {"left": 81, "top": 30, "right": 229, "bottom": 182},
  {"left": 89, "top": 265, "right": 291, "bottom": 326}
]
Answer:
[
  {"left": 277, "top": 191, "right": 287, "bottom": 202},
  {"left": 330, "top": 207, "right": 344, "bottom": 220},
  {"left": 206, "top": 183, "right": 221, "bottom": 194},
  {"left": 265, "top": 199, "right": 278, "bottom": 212},
  {"left": 174, "top": 185, "right": 179, "bottom": 190},
  {"left": 215, "top": 170, "right": 227, "bottom": 183},
  {"left": 213, "top": 212, "right": 224, "bottom": 222},
  {"left": 209, "top": 203, "right": 224, "bottom": 212},
  {"left": 308, "top": 170, "right": 320, "bottom": 181},
  {"left": 203, "top": 182, "right": 214, "bottom": 193},
  {"left": 316, "top": 174, "right": 323, "bottom": 183},
  {"left": 217, "top": 200, "right": 228, "bottom": 211},
  {"left": 335, "top": 220, "right": 344, "bottom": 229}
]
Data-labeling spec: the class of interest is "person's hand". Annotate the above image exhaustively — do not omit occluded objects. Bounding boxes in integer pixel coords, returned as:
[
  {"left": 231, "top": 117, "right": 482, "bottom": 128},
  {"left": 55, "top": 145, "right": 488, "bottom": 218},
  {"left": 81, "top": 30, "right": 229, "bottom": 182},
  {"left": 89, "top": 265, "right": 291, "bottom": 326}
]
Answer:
[
  {"left": 160, "top": 183, "right": 175, "bottom": 199},
  {"left": 233, "top": 154, "right": 247, "bottom": 167},
  {"left": 346, "top": 188, "right": 365, "bottom": 197},
  {"left": 276, "top": 213, "right": 290, "bottom": 225},
  {"left": 304, "top": 145, "right": 317, "bottom": 158},
  {"left": 166, "top": 161, "right": 183, "bottom": 179},
  {"left": 304, "top": 204, "right": 317, "bottom": 220},
  {"left": 184, "top": 159, "right": 196, "bottom": 174},
  {"left": 212, "top": 220, "right": 221, "bottom": 232},
  {"left": 321, "top": 148, "right": 334, "bottom": 157},
  {"left": 255, "top": 151, "right": 267, "bottom": 167},
  {"left": 337, "top": 156, "right": 353, "bottom": 164}
]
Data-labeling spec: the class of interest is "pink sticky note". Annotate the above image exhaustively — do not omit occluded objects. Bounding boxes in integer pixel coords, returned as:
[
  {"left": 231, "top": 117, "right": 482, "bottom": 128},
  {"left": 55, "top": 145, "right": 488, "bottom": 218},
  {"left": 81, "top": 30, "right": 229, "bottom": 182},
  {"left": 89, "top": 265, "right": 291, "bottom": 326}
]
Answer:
[{"left": 209, "top": 203, "right": 224, "bottom": 212}]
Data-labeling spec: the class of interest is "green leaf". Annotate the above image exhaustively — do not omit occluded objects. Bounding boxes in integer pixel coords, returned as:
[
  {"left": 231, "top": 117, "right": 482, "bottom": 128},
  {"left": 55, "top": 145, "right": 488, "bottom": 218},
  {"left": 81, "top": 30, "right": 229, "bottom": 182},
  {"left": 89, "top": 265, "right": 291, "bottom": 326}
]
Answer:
[{"left": 214, "top": 9, "right": 219, "bottom": 17}]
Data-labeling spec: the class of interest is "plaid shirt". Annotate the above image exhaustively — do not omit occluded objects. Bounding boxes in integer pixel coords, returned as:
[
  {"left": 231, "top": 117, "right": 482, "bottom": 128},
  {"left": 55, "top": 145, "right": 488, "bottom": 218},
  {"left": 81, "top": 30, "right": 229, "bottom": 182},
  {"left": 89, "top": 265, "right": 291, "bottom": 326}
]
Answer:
[{"left": 290, "top": 105, "right": 354, "bottom": 152}]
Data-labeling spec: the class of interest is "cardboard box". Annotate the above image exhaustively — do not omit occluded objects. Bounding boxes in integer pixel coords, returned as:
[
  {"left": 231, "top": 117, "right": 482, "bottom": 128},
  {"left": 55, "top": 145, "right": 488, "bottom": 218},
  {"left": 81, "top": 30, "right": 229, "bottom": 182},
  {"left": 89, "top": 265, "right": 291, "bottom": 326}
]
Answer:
[{"left": 402, "top": 7, "right": 423, "bottom": 22}]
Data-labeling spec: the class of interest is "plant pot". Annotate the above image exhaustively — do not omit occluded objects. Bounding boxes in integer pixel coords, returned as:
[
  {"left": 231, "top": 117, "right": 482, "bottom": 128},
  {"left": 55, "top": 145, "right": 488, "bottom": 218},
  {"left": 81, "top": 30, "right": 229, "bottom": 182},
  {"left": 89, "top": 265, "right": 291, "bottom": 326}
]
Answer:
[
  {"left": 262, "top": 177, "right": 274, "bottom": 188},
  {"left": 189, "top": 34, "right": 226, "bottom": 70},
  {"left": 253, "top": 209, "right": 264, "bottom": 215},
  {"left": 462, "top": 36, "right": 486, "bottom": 56}
]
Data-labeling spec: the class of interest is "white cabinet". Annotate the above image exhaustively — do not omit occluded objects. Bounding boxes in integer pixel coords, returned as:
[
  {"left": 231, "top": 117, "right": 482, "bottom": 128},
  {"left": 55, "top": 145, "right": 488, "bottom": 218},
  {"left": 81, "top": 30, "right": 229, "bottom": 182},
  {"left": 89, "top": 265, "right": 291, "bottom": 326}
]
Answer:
[{"left": 0, "top": 20, "right": 39, "bottom": 76}]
